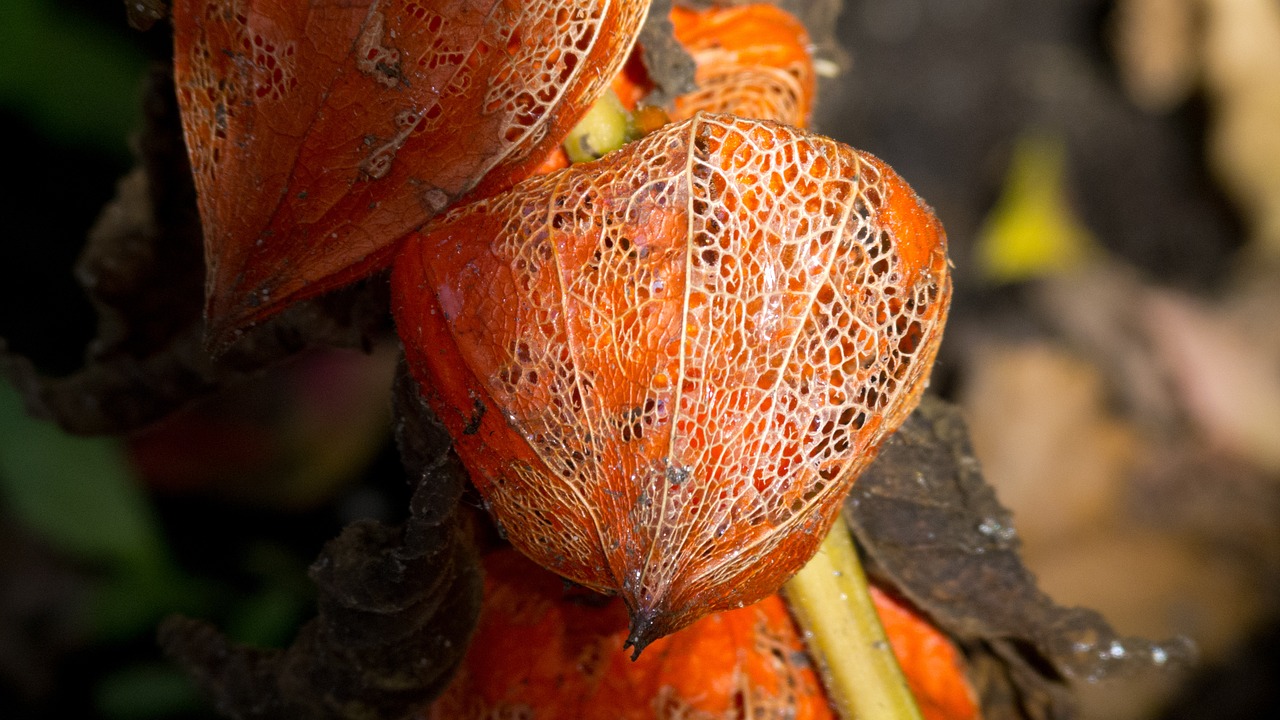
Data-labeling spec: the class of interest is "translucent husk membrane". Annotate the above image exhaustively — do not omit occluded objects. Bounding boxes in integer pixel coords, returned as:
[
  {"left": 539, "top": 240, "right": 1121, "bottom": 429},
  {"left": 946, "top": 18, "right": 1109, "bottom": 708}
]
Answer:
[{"left": 393, "top": 112, "right": 951, "bottom": 649}]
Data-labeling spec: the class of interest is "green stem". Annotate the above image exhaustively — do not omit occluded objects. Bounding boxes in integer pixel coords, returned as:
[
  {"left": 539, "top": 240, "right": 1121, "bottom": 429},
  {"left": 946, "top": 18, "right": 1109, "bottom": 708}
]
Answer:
[{"left": 783, "top": 520, "right": 924, "bottom": 720}]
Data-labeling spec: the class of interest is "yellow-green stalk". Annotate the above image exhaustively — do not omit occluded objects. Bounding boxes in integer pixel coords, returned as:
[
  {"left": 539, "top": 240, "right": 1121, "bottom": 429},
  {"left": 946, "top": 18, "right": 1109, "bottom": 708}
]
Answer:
[{"left": 783, "top": 520, "right": 925, "bottom": 720}]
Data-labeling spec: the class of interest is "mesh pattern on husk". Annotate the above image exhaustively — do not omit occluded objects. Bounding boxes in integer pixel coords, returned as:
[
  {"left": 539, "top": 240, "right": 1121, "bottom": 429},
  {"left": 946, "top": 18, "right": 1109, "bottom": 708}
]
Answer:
[
  {"left": 396, "top": 113, "right": 950, "bottom": 642},
  {"left": 172, "top": 0, "right": 648, "bottom": 337}
]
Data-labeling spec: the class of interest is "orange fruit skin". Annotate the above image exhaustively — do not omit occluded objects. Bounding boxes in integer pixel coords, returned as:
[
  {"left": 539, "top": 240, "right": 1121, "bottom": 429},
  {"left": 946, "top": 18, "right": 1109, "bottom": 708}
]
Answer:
[
  {"left": 871, "top": 586, "right": 982, "bottom": 720},
  {"left": 670, "top": 4, "right": 816, "bottom": 126},
  {"left": 392, "top": 113, "right": 951, "bottom": 649},
  {"left": 172, "top": 0, "right": 650, "bottom": 345},
  {"left": 613, "top": 50, "right": 656, "bottom": 113},
  {"left": 426, "top": 549, "right": 836, "bottom": 720},
  {"left": 426, "top": 550, "right": 981, "bottom": 720}
]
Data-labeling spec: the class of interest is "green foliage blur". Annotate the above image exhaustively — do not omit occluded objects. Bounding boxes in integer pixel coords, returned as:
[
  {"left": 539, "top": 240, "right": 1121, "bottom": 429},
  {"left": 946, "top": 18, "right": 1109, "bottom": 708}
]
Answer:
[
  {"left": 0, "top": 0, "right": 148, "bottom": 159},
  {"left": 0, "top": 8, "right": 318, "bottom": 717},
  {"left": 0, "top": 377, "right": 318, "bottom": 718}
]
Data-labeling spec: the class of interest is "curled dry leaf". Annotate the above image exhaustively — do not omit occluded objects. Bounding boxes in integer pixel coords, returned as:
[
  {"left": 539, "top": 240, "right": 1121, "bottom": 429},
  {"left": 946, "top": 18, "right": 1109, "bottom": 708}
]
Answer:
[
  {"left": 124, "top": 0, "right": 168, "bottom": 30},
  {"left": 172, "top": 0, "right": 650, "bottom": 348},
  {"left": 1, "top": 68, "right": 392, "bottom": 437},
  {"left": 427, "top": 548, "right": 834, "bottom": 720},
  {"left": 159, "top": 369, "right": 482, "bottom": 720},
  {"left": 847, "top": 395, "right": 1195, "bottom": 720},
  {"left": 669, "top": 3, "right": 816, "bottom": 127},
  {"left": 632, "top": 0, "right": 697, "bottom": 107},
  {"left": 393, "top": 113, "right": 951, "bottom": 651}
]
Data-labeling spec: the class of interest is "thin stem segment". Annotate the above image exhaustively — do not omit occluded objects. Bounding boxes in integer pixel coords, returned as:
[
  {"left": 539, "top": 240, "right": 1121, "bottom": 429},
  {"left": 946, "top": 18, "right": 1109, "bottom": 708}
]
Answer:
[{"left": 783, "top": 520, "right": 925, "bottom": 720}]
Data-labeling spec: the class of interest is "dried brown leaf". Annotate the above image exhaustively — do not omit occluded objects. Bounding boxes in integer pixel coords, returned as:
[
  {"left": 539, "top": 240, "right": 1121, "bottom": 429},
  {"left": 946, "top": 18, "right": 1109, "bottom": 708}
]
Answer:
[
  {"left": 846, "top": 395, "right": 1195, "bottom": 720},
  {"left": 124, "top": 0, "right": 167, "bottom": 31},
  {"left": 1, "top": 68, "right": 393, "bottom": 437},
  {"left": 637, "top": 0, "right": 698, "bottom": 106},
  {"left": 159, "top": 367, "right": 480, "bottom": 720}
]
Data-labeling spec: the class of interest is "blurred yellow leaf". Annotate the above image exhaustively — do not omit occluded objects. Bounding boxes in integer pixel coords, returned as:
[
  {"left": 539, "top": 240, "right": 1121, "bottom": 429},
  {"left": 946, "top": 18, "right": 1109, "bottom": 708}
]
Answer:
[{"left": 975, "top": 133, "right": 1099, "bottom": 283}]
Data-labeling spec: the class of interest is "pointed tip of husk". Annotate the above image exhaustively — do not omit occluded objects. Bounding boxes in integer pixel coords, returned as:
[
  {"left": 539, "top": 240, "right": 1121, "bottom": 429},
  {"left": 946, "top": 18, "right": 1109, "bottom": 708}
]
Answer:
[
  {"left": 623, "top": 605, "right": 662, "bottom": 661},
  {"left": 202, "top": 297, "right": 255, "bottom": 358},
  {"left": 201, "top": 268, "right": 285, "bottom": 357}
]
